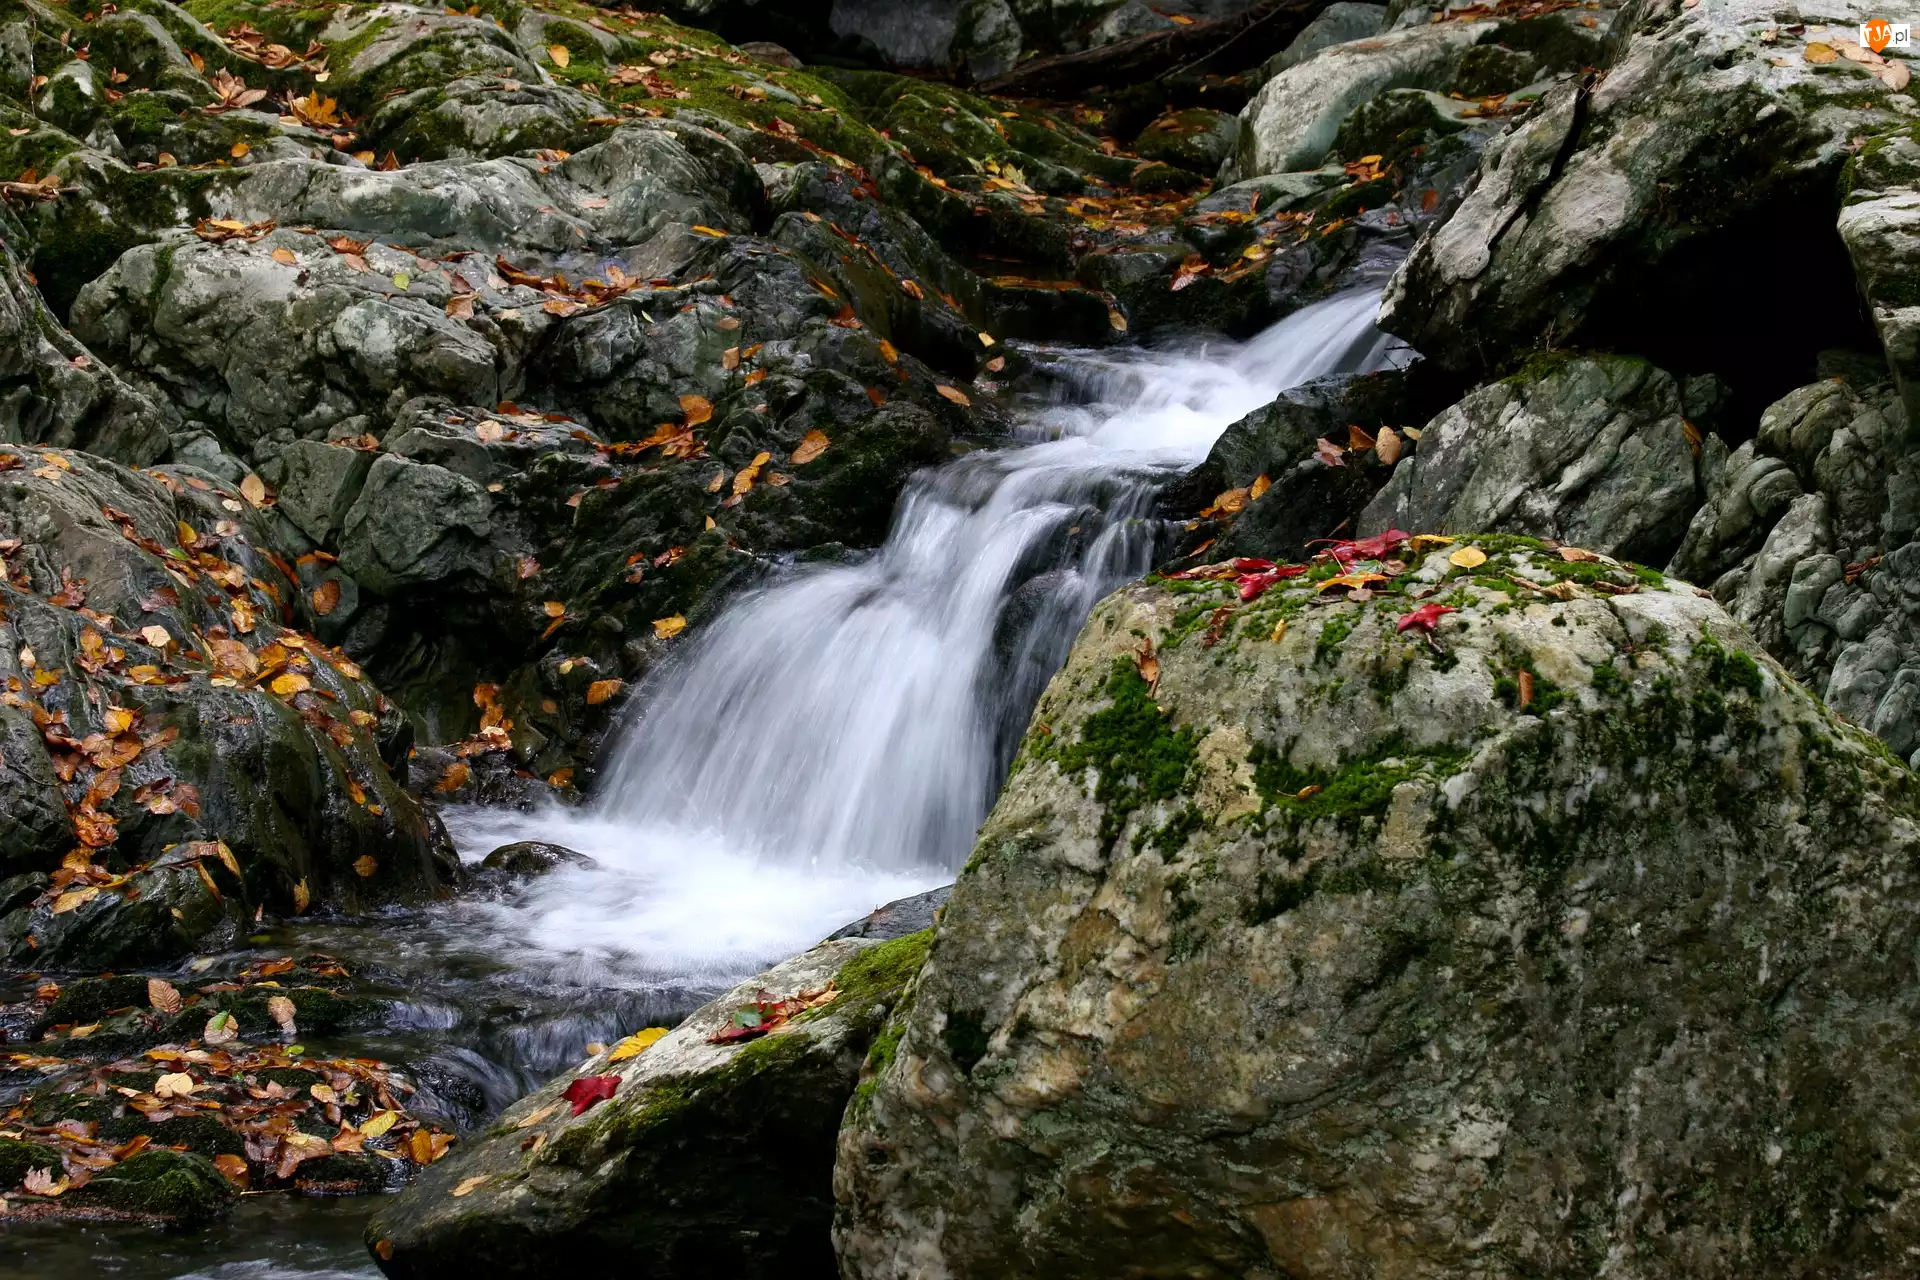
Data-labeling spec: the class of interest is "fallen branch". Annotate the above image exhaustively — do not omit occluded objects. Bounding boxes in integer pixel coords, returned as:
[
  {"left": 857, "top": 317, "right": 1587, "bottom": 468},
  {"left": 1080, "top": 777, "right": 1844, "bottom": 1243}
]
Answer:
[
  {"left": 0, "top": 179, "right": 71, "bottom": 203},
  {"left": 977, "top": 0, "right": 1333, "bottom": 98}
]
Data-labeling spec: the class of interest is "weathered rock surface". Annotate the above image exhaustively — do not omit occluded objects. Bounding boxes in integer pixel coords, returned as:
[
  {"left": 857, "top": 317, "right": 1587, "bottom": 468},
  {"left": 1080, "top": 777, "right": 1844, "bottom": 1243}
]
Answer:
[
  {"left": 836, "top": 534, "right": 1920, "bottom": 1276},
  {"left": 1361, "top": 353, "right": 1701, "bottom": 563},
  {"left": 0, "top": 447, "right": 456, "bottom": 967},
  {"left": 367, "top": 931, "right": 930, "bottom": 1279},
  {"left": 1380, "top": 0, "right": 1906, "bottom": 408}
]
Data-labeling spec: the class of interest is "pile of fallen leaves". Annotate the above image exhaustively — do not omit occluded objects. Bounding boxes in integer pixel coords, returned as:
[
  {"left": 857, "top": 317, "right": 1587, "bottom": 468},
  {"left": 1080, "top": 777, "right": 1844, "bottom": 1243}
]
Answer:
[
  {"left": 707, "top": 981, "right": 837, "bottom": 1044},
  {"left": 1, "top": 959, "right": 454, "bottom": 1209}
]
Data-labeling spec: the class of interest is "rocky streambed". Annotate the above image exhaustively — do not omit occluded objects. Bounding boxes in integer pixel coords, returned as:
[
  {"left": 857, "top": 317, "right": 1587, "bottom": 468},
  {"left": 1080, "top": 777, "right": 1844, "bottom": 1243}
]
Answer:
[{"left": 1, "top": 0, "right": 1919, "bottom": 1273}]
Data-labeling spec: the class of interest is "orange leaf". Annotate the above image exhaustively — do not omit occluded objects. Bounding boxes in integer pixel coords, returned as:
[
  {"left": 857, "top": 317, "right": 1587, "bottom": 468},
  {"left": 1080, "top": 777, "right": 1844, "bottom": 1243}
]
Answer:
[
  {"left": 586, "top": 678, "right": 624, "bottom": 705},
  {"left": 681, "top": 394, "right": 714, "bottom": 426},
  {"left": 935, "top": 385, "right": 971, "bottom": 407},
  {"left": 791, "top": 430, "right": 830, "bottom": 465},
  {"left": 311, "top": 579, "right": 342, "bottom": 616}
]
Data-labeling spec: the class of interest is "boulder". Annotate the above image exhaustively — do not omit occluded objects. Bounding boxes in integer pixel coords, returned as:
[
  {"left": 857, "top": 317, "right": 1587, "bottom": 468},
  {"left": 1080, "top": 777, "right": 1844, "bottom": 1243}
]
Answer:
[
  {"left": 1380, "top": 0, "right": 1907, "bottom": 408},
  {"left": 1839, "top": 123, "right": 1920, "bottom": 430},
  {"left": 1360, "top": 354, "right": 1702, "bottom": 564},
  {"left": 366, "top": 931, "right": 931, "bottom": 1279},
  {"left": 1263, "top": 0, "right": 1388, "bottom": 77},
  {"left": 827, "top": 885, "right": 953, "bottom": 940},
  {"left": 1225, "top": 19, "right": 1495, "bottom": 179},
  {"left": 0, "top": 449, "right": 456, "bottom": 967},
  {"left": 479, "top": 840, "right": 599, "bottom": 879},
  {"left": 836, "top": 535, "right": 1920, "bottom": 1276},
  {"left": 1132, "top": 107, "right": 1239, "bottom": 175}
]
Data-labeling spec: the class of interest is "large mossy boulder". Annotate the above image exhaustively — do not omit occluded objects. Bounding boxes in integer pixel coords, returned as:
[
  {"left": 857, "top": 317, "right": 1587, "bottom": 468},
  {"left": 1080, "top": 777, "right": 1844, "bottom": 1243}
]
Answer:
[
  {"left": 367, "top": 931, "right": 930, "bottom": 1280},
  {"left": 835, "top": 535, "right": 1920, "bottom": 1275}
]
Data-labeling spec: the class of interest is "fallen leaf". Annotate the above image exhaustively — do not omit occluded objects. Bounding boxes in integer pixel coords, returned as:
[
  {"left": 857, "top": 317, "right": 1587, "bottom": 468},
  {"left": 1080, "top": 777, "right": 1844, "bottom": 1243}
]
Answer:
[
  {"left": 353, "top": 855, "right": 378, "bottom": 877},
  {"left": 453, "top": 1175, "right": 489, "bottom": 1198},
  {"left": 1397, "top": 603, "right": 1458, "bottom": 634},
  {"left": 267, "top": 994, "right": 297, "bottom": 1030},
  {"left": 203, "top": 1010, "right": 238, "bottom": 1045},
  {"left": 155, "top": 1071, "right": 197, "bottom": 1098},
  {"left": 361, "top": 1110, "right": 400, "bottom": 1138},
  {"left": 311, "top": 579, "right": 342, "bottom": 616},
  {"left": 1376, "top": 426, "right": 1403, "bottom": 465},
  {"left": 230, "top": 141, "right": 251, "bottom": 159},
  {"left": 542, "top": 600, "right": 567, "bottom": 618},
  {"left": 140, "top": 624, "right": 172, "bottom": 648},
  {"left": 548, "top": 43, "right": 570, "bottom": 67},
  {"left": 607, "top": 1027, "right": 669, "bottom": 1061},
  {"left": 1314, "top": 438, "right": 1346, "bottom": 467},
  {"left": 23, "top": 1167, "right": 69, "bottom": 1197},
  {"left": 935, "top": 385, "right": 971, "bottom": 407},
  {"left": 586, "top": 678, "right": 624, "bottom": 705},
  {"left": 681, "top": 394, "right": 714, "bottom": 426},
  {"left": 1805, "top": 41, "right": 1838, "bottom": 62},
  {"left": 791, "top": 429, "right": 830, "bottom": 465},
  {"left": 1881, "top": 61, "right": 1912, "bottom": 90},
  {"left": 271, "top": 672, "right": 311, "bottom": 696},
  {"left": 1449, "top": 546, "right": 1488, "bottom": 569},
  {"left": 292, "top": 878, "right": 311, "bottom": 914},
  {"left": 213, "top": 1153, "right": 250, "bottom": 1185},
  {"left": 1249, "top": 474, "right": 1272, "bottom": 502},
  {"left": 240, "top": 473, "right": 269, "bottom": 506},
  {"left": 148, "top": 978, "right": 182, "bottom": 1014},
  {"left": 653, "top": 614, "right": 687, "bottom": 639},
  {"left": 563, "top": 1075, "right": 621, "bottom": 1116},
  {"left": 1316, "top": 572, "right": 1388, "bottom": 594}
]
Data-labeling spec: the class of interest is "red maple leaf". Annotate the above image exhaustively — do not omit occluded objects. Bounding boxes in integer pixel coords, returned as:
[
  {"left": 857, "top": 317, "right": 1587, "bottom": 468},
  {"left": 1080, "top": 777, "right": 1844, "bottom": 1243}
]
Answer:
[
  {"left": 1237, "top": 564, "right": 1309, "bottom": 602},
  {"left": 1396, "top": 603, "right": 1458, "bottom": 634},
  {"left": 563, "top": 1075, "right": 621, "bottom": 1116}
]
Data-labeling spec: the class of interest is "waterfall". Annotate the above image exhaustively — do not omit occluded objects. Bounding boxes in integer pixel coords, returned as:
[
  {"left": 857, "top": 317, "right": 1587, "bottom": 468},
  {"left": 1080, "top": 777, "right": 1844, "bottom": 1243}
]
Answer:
[{"left": 445, "top": 288, "right": 1404, "bottom": 981}]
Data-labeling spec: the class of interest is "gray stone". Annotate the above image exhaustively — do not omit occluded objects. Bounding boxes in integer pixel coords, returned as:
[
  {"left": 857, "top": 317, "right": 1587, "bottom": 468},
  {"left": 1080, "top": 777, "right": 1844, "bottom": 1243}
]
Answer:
[
  {"left": 1360, "top": 354, "right": 1699, "bottom": 563},
  {"left": 337, "top": 453, "right": 494, "bottom": 593},
  {"left": 835, "top": 550, "right": 1920, "bottom": 1276},
  {"left": 1264, "top": 1, "right": 1388, "bottom": 76},
  {"left": 828, "top": 885, "right": 953, "bottom": 940}
]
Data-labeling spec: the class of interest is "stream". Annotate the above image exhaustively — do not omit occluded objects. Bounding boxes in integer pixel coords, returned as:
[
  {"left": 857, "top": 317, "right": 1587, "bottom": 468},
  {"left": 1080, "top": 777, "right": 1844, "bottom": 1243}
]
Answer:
[{"left": 2, "top": 287, "right": 1402, "bottom": 1277}]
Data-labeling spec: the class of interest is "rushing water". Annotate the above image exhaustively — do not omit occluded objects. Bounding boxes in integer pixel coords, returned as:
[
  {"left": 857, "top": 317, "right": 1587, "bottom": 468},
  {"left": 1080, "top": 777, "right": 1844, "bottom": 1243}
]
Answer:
[
  {"left": 3, "top": 288, "right": 1401, "bottom": 1279},
  {"left": 450, "top": 286, "right": 1404, "bottom": 982}
]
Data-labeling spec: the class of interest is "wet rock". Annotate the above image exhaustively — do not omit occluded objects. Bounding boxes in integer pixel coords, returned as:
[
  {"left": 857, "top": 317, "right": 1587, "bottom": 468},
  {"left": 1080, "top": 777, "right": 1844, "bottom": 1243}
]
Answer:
[
  {"left": 479, "top": 840, "right": 599, "bottom": 879},
  {"left": 1264, "top": 1, "right": 1388, "bottom": 77},
  {"left": 827, "top": 885, "right": 952, "bottom": 940},
  {"left": 64, "top": 1150, "right": 236, "bottom": 1224},
  {"left": 1225, "top": 19, "right": 1495, "bottom": 180},
  {"left": 1131, "top": 107, "right": 1238, "bottom": 175},
  {"left": 836, "top": 538, "right": 1920, "bottom": 1276},
  {"left": 0, "top": 449, "right": 456, "bottom": 967},
  {"left": 1360, "top": 353, "right": 1701, "bottom": 563},
  {"left": 367, "top": 931, "right": 932, "bottom": 1279}
]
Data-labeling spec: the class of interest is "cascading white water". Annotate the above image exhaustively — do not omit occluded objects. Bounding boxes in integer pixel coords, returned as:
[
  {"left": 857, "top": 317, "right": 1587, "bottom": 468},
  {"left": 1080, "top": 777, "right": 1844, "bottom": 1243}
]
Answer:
[{"left": 447, "top": 288, "right": 1403, "bottom": 982}]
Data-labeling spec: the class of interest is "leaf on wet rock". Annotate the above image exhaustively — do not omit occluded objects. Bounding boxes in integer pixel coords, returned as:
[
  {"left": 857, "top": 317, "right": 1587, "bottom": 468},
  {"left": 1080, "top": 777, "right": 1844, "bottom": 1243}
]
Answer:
[
  {"left": 437, "top": 761, "right": 471, "bottom": 793},
  {"left": 311, "top": 580, "right": 341, "bottom": 616},
  {"left": 607, "top": 1027, "right": 668, "bottom": 1061},
  {"left": 270, "top": 672, "right": 311, "bottom": 696},
  {"left": 453, "top": 1175, "right": 489, "bottom": 1198},
  {"left": 204, "top": 1011, "right": 238, "bottom": 1045},
  {"left": 1376, "top": 427, "right": 1403, "bottom": 465},
  {"left": 1314, "top": 438, "right": 1346, "bottom": 467},
  {"left": 353, "top": 855, "right": 378, "bottom": 878},
  {"left": 586, "top": 679, "right": 624, "bottom": 705},
  {"left": 292, "top": 878, "right": 311, "bottom": 914},
  {"left": 267, "top": 995, "right": 298, "bottom": 1032},
  {"left": 213, "top": 1153, "right": 250, "bottom": 1186},
  {"left": 1449, "top": 546, "right": 1488, "bottom": 569},
  {"left": 154, "top": 1071, "right": 197, "bottom": 1098},
  {"left": 23, "top": 1167, "right": 69, "bottom": 1197},
  {"left": 792, "top": 430, "right": 831, "bottom": 465},
  {"left": 681, "top": 394, "right": 714, "bottom": 426},
  {"left": 936, "top": 385, "right": 972, "bottom": 407},
  {"left": 653, "top": 614, "right": 687, "bottom": 639},
  {"left": 148, "top": 978, "right": 182, "bottom": 1014},
  {"left": 563, "top": 1075, "right": 621, "bottom": 1116}
]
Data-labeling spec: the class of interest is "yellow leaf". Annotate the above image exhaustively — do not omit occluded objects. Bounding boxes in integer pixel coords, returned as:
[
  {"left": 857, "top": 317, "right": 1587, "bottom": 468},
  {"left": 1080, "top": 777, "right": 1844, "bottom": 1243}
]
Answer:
[
  {"left": 361, "top": 1110, "right": 400, "bottom": 1138},
  {"left": 453, "top": 1175, "right": 489, "bottom": 1198},
  {"left": 1316, "top": 572, "right": 1388, "bottom": 594},
  {"left": 607, "top": 1026, "right": 669, "bottom": 1061},
  {"left": 230, "top": 141, "right": 250, "bottom": 158},
  {"left": 1408, "top": 534, "right": 1454, "bottom": 552},
  {"left": 1249, "top": 474, "right": 1271, "bottom": 502},
  {"left": 354, "top": 855, "right": 378, "bottom": 877},
  {"left": 177, "top": 520, "right": 199, "bottom": 547},
  {"left": 51, "top": 886, "right": 100, "bottom": 914},
  {"left": 292, "top": 878, "right": 311, "bottom": 914},
  {"left": 690, "top": 225, "right": 728, "bottom": 238},
  {"left": 548, "top": 43, "right": 571, "bottom": 67},
  {"left": 543, "top": 600, "right": 567, "bottom": 618},
  {"left": 155, "top": 1071, "right": 196, "bottom": 1098},
  {"left": 791, "top": 429, "right": 830, "bottom": 465},
  {"left": 680, "top": 394, "right": 714, "bottom": 426},
  {"left": 1269, "top": 618, "right": 1288, "bottom": 643},
  {"left": 1804, "top": 41, "right": 1838, "bottom": 62},
  {"left": 271, "top": 672, "right": 311, "bottom": 696},
  {"left": 653, "top": 614, "right": 687, "bottom": 639},
  {"left": 1449, "top": 546, "right": 1488, "bottom": 569},
  {"left": 213, "top": 1153, "right": 249, "bottom": 1185}
]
